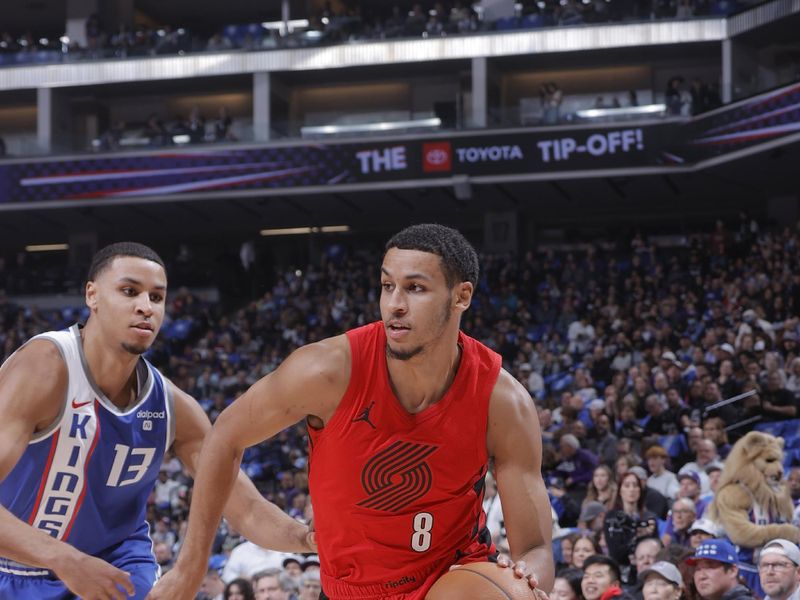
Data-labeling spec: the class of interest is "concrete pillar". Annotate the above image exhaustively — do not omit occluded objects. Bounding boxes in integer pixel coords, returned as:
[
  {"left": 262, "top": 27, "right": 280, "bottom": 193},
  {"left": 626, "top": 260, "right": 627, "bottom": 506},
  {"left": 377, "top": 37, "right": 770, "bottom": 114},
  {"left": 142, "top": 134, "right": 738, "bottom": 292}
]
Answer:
[
  {"left": 471, "top": 57, "right": 487, "bottom": 129},
  {"left": 282, "top": 0, "right": 291, "bottom": 35},
  {"left": 722, "top": 39, "right": 732, "bottom": 104},
  {"left": 37, "top": 87, "right": 53, "bottom": 154},
  {"left": 254, "top": 72, "right": 271, "bottom": 142}
]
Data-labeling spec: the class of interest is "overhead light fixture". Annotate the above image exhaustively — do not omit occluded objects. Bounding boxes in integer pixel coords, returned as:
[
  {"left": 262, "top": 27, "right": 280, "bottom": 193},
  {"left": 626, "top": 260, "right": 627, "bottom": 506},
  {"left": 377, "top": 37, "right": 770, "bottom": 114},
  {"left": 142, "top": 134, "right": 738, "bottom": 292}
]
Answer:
[
  {"left": 260, "top": 225, "right": 350, "bottom": 237},
  {"left": 26, "top": 243, "right": 69, "bottom": 252},
  {"left": 301, "top": 117, "right": 441, "bottom": 137},
  {"left": 575, "top": 104, "right": 667, "bottom": 119}
]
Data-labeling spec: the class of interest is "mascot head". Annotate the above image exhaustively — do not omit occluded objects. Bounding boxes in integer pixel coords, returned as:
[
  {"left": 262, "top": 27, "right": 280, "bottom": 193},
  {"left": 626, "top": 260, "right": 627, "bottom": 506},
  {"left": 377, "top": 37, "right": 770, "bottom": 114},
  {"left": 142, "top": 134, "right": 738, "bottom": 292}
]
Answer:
[{"left": 715, "top": 431, "right": 791, "bottom": 516}]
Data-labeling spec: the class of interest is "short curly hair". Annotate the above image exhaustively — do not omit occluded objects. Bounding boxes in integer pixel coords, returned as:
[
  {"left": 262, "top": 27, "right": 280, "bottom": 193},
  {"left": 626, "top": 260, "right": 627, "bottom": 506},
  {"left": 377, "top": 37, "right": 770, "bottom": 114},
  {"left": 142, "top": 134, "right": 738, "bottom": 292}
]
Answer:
[{"left": 385, "top": 224, "right": 479, "bottom": 288}]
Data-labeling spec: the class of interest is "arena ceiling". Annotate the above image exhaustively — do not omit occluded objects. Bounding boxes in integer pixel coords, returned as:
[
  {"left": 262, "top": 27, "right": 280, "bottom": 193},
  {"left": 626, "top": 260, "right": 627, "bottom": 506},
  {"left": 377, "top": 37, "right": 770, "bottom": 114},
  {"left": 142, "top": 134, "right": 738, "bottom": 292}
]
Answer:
[{"left": 0, "top": 138, "right": 797, "bottom": 250}]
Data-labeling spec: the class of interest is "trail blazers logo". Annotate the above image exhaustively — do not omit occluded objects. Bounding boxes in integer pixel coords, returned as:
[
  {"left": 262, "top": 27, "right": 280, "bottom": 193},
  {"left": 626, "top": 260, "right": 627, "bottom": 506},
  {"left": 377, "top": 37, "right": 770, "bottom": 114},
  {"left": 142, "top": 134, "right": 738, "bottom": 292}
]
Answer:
[{"left": 357, "top": 441, "right": 438, "bottom": 512}]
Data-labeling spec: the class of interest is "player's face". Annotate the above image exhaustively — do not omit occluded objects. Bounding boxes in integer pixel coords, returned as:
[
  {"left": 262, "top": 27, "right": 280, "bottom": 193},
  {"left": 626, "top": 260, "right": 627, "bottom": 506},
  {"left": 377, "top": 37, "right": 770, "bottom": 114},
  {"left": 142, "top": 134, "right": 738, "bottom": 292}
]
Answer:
[
  {"left": 380, "top": 248, "right": 469, "bottom": 361},
  {"left": 86, "top": 256, "right": 167, "bottom": 355}
]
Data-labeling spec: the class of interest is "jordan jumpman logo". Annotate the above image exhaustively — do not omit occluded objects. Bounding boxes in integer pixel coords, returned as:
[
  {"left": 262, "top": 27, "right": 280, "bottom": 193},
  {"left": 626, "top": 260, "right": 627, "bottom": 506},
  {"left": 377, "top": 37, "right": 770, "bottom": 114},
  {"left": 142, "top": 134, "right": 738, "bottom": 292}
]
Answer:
[{"left": 352, "top": 401, "right": 376, "bottom": 429}]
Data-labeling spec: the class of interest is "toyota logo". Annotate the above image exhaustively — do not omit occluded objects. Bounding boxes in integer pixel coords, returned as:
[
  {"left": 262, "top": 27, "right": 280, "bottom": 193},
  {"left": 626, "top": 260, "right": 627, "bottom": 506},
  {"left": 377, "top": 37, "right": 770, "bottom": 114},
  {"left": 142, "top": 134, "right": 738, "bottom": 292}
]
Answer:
[{"left": 426, "top": 149, "right": 449, "bottom": 165}]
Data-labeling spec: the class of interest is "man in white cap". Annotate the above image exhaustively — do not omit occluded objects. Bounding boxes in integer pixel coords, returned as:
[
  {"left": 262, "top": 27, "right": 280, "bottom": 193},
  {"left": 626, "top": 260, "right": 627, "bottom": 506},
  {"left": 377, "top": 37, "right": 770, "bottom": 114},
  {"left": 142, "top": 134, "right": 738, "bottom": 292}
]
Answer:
[
  {"left": 687, "top": 518, "right": 719, "bottom": 549},
  {"left": 758, "top": 539, "right": 800, "bottom": 600},
  {"left": 641, "top": 561, "right": 684, "bottom": 600}
]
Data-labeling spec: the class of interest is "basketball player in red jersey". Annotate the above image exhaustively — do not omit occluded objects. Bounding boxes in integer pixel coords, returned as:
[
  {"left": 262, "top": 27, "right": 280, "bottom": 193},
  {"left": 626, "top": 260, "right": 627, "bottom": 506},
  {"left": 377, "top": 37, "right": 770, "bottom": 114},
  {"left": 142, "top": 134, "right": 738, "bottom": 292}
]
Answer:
[{"left": 150, "top": 224, "right": 554, "bottom": 600}]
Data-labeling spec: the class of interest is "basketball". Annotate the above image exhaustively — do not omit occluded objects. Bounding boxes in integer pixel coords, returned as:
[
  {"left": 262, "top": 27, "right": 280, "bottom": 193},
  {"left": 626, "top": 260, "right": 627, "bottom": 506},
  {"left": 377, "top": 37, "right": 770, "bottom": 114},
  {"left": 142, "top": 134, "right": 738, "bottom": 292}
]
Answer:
[{"left": 426, "top": 562, "right": 537, "bottom": 600}]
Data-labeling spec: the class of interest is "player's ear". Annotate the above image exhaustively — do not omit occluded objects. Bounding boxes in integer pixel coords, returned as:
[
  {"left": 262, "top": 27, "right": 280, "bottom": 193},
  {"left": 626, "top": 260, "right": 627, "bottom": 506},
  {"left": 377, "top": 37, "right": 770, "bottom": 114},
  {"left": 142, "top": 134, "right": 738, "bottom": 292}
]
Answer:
[
  {"left": 454, "top": 281, "right": 473, "bottom": 311},
  {"left": 85, "top": 280, "right": 98, "bottom": 311}
]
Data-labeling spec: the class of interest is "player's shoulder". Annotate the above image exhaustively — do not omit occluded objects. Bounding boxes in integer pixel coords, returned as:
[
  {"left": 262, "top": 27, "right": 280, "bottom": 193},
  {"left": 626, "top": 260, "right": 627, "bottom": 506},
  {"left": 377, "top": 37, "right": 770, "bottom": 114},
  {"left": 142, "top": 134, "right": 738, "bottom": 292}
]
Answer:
[
  {"left": 487, "top": 369, "right": 541, "bottom": 458},
  {"left": 0, "top": 338, "right": 67, "bottom": 423},
  {"left": 0, "top": 337, "right": 67, "bottom": 382},
  {"left": 282, "top": 333, "right": 351, "bottom": 387},
  {"left": 489, "top": 368, "right": 534, "bottom": 414}
]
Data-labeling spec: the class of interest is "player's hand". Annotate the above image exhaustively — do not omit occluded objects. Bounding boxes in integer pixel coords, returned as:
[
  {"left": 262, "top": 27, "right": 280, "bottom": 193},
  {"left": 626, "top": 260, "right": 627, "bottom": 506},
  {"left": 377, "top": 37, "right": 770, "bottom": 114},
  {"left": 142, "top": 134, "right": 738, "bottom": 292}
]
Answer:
[
  {"left": 302, "top": 519, "right": 318, "bottom": 553},
  {"left": 52, "top": 549, "right": 134, "bottom": 600},
  {"left": 146, "top": 566, "right": 201, "bottom": 600},
  {"left": 497, "top": 556, "right": 550, "bottom": 600}
]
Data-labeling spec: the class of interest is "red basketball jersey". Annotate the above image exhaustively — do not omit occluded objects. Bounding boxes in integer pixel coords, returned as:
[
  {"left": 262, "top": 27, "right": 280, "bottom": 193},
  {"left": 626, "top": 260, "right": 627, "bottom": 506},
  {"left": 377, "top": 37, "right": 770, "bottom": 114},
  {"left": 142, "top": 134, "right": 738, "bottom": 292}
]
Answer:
[{"left": 308, "top": 321, "right": 502, "bottom": 600}]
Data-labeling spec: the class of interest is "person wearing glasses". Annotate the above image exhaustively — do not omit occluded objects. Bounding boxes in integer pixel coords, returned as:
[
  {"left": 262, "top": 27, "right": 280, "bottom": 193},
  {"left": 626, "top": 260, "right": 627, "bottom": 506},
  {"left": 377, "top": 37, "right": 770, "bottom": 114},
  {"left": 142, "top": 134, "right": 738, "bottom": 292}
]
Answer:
[{"left": 758, "top": 539, "right": 800, "bottom": 600}]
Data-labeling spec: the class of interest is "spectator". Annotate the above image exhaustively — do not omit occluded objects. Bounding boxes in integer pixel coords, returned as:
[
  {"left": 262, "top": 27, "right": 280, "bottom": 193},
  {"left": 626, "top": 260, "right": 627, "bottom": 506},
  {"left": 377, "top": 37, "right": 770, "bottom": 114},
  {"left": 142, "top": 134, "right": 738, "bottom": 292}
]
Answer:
[
  {"left": 579, "top": 501, "right": 608, "bottom": 534},
  {"left": 154, "top": 467, "right": 181, "bottom": 512},
  {"left": 225, "top": 578, "right": 256, "bottom": 600},
  {"left": 151, "top": 516, "right": 177, "bottom": 548},
  {"left": 676, "top": 472, "right": 708, "bottom": 516},
  {"left": 687, "top": 518, "right": 719, "bottom": 549},
  {"left": 281, "top": 555, "right": 303, "bottom": 589},
  {"left": 640, "top": 561, "right": 684, "bottom": 600},
  {"left": 154, "top": 541, "right": 175, "bottom": 573},
  {"left": 207, "top": 32, "right": 233, "bottom": 51},
  {"left": 582, "top": 555, "right": 634, "bottom": 600},
  {"left": 666, "top": 77, "right": 684, "bottom": 116},
  {"left": 554, "top": 568, "right": 584, "bottom": 600},
  {"left": 646, "top": 446, "right": 679, "bottom": 500},
  {"left": 758, "top": 539, "right": 800, "bottom": 600},
  {"left": 555, "top": 433, "right": 599, "bottom": 491},
  {"left": 188, "top": 106, "right": 206, "bottom": 143},
  {"left": 568, "top": 314, "right": 596, "bottom": 356},
  {"left": 662, "top": 498, "right": 698, "bottom": 547},
  {"left": 221, "top": 542, "right": 289, "bottom": 583},
  {"left": 587, "top": 412, "right": 619, "bottom": 466},
  {"left": 252, "top": 568, "right": 290, "bottom": 600},
  {"left": 483, "top": 471, "right": 505, "bottom": 547},
  {"left": 604, "top": 471, "right": 658, "bottom": 566},
  {"left": 214, "top": 106, "right": 237, "bottom": 142},
  {"left": 680, "top": 441, "right": 722, "bottom": 494},
  {"left": 787, "top": 467, "right": 800, "bottom": 508},
  {"left": 298, "top": 570, "right": 322, "bottom": 600},
  {"left": 702, "top": 418, "right": 732, "bottom": 460},
  {"left": 200, "top": 568, "right": 226, "bottom": 600},
  {"left": 630, "top": 465, "right": 669, "bottom": 520},
  {"left": 300, "top": 555, "right": 320, "bottom": 573},
  {"left": 145, "top": 113, "right": 169, "bottom": 146},
  {"left": 558, "top": 534, "right": 578, "bottom": 572},
  {"left": 571, "top": 534, "right": 602, "bottom": 569},
  {"left": 762, "top": 371, "right": 799, "bottom": 421},
  {"left": 687, "top": 539, "right": 757, "bottom": 600},
  {"left": 584, "top": 464, "right": 618, "bottom": 511},
  {"left": 632, "top": 537, "right": 665, "bottom": 589}
]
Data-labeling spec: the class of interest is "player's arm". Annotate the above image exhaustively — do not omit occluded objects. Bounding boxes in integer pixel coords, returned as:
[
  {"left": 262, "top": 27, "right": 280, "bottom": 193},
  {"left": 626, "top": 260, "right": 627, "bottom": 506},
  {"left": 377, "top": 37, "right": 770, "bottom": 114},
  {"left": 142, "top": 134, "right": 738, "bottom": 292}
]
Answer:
[
  {"left": 488, "top": 370, "right": 554, "bottom": 594},
  {"left": 168, "top": 382, "right": 313, "bottom": 552},
  {"left": 149, "top": 336, "right": 349, "bottom": 600},
  {"left": 0, "top": 341, "right": 134, "bottom": 599}
]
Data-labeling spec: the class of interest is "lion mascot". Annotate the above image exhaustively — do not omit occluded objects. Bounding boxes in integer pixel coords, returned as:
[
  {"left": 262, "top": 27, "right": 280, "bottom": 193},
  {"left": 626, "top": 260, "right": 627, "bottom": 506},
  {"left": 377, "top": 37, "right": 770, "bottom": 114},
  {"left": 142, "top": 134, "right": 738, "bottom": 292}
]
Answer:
[{"left": 707, "top": 431, "right": 799, "bottom": 596}]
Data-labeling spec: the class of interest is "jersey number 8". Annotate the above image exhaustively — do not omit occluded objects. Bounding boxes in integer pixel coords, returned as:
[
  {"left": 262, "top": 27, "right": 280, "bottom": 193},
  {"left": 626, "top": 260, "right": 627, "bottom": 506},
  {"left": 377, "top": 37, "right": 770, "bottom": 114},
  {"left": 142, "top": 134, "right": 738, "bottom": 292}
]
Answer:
[{"left": 411, "top": 512, "right": 433, "bottom": 552}]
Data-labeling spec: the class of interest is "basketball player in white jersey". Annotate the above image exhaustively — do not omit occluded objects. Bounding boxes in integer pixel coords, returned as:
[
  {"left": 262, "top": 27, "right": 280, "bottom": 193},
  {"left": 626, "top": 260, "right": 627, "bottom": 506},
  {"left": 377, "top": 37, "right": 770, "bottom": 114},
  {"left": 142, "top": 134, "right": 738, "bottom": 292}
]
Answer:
[{"left": 0, "top": 242, "right": 314, "bottom": 600}]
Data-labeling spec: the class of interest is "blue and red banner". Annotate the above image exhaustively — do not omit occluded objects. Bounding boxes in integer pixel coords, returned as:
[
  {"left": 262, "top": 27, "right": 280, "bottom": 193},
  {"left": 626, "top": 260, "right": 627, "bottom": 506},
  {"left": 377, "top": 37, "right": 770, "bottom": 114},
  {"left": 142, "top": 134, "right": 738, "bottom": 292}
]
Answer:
[{"left": 0, "top": 81, "right": 797, "bottom": 205}]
